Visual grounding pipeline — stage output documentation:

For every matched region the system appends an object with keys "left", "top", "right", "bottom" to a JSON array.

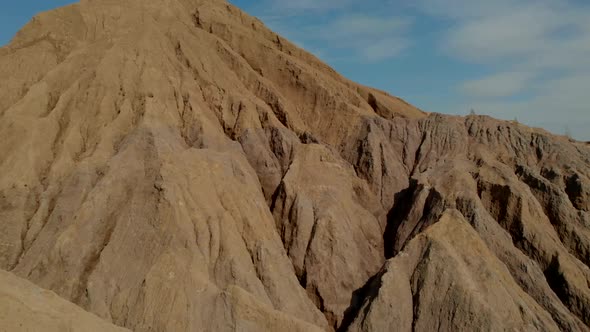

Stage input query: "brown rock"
[
  {"left": 347, "top": 210, "right": 562, "bottom": 332},
  {"left": 271, "top": 144, "right": 383, "bottom": 328},
  {"left": 0, "top": 269, "right": 129, "bottom": 332},
  {"left": 1, "top": 0, "right": 590, "bottom": 331}
]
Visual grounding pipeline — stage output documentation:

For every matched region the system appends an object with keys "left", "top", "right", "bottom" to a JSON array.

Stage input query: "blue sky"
[
  {"left": 0, "top": 0, "right": 76, "bottom": 42},
  {"left": 2, "top": 0, "right": 589, "bottom": 140}
]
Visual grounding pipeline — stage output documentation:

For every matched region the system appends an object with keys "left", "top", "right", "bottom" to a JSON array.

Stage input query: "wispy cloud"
[
  {"left": 360, "top": 38, "right": 409, "bottom": 62},
  {"left": 264, "top": 0, "right": 354, "bottom": 12},
  {"left": 439, "top": 3, "right": 590, "bottom": 66},
  {"left": 413, "top": 0, "right": 590, "bottom": 139},
  {"left": 239, "top": 0, "right": 590, "bottom": 140},
  {"left": 251, "top": 1, "right": 412, "bottom": 62},
  {"left": 460, "top": 71, "right": 534, "bottom": 98},
  {"left": 459, "top": 73, "right": 590, "bottom": 136},
  {"left": 309, "top": 15, "right": 412, "bottom": 62}
]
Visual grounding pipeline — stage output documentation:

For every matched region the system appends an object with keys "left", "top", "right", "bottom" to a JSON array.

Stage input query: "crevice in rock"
[
  {"left": 410, "top": 133, "right": 427, "bottom": 176},
  {"left": 265, "top": 126, "right": 296, "bottom": 171},
  {"left": 542, "top": 256, "right": 590, "bottom": 326},
  {"left": 192, "top": 10, "right": 202, "bottom": 29},
  {"left": 43, "top": 91, "right": 61, "bottom": 117},
  {"left": 308, "top": 285, "right": 337, "bottom": 330},
  {"left": 565, "top": 173, "right": 587, "bottom": 211},
  {"left": 338, "top": 269, "right": 385, "bottom": 332},
  {"left": 409, "top": 244, "right": 431, "bottom": 332},
  {"left": 298, "top": 131, "right": 319, "bottom": 145},
  {"left": 75, "top": 214, "right": 117, "bottom": 305},
  {"left": 516, "top": 166, "right": 590, "bottom": 268},
  {"left": 226, "top": 101, "right": 244, "bottom": 141},
  {"left": 178, "top": 93, "right": 200, "bottom": 148},
  {"left": 298, "top": 270, "right": 307, "bottom": 289},
  {"left": 16, "top": 192, "right": 59, "bottom": 269},
  {"left": 476, "top": 176, "right": 590, "bottom": 326},
  {"left": 384, "top": 181, "right": 417, "bottom": 259},
  {"left": 130, "top": 93, "right": 146, "bottom": 127},
  {"left": 366, "top": 93, "right": 379, "bottom": 114},
  {"left": 210, "top": 37, "right": 294, "bottom": 132},
  {"left": 544, "top": 255, "right": 569, "bottom": 308}
]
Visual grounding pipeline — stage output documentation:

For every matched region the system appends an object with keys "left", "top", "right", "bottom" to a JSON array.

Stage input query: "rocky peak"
[{"left": 0, "top": 0, "right": 589, "bottom": 331}]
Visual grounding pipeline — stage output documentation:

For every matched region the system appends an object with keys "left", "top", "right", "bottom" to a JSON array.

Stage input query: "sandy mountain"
[
  {"left": 0, "top": 269, "right": 129, "bottom": 332},
  {"left": 0, "top": 0, "right": 589, "bottom": 331}
]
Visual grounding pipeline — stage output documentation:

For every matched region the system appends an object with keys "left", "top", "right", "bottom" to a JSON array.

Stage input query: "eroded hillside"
[{"left": 0, "top": 0, "right": 589, "bottom": 331}]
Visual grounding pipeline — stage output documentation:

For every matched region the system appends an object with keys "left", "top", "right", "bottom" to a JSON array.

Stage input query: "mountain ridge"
[{"left": 1, "top": 0, "right": 590, "bottom": 331}]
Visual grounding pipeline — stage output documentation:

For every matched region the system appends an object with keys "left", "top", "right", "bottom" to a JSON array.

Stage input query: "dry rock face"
[
  {"left": 0, "top": 0, "right": 590, "bottom": 331},
  {"left": 0, "top": 270, "right": 130, "bottom": 332}
]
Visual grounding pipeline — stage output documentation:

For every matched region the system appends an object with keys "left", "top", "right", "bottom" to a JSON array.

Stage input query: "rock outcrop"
[
  {"left": 0, "top": 269, "right": 129, "bottom": 332},
  {"left": 0, "top": 0, "right": 589, "bottom": 331}
]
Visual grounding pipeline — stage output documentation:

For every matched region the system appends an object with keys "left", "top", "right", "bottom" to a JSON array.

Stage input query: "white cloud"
[
  {"left": 459, "top": 73, "right": 590, "bottom": 140},
  {"left": 240, "top": 0, "right": 590, "bottom": 140},
  {"left": 318, "top": 15, "right": 412, "bottom": 40},
  {"left": 264, "top": 0, "right": 354, "bottom": 12},
  {"left": 446, "top": 9, "right": 558, "bottom": 60},
  {"left": 412, "top": 0, "right": 567, "bottom": 19},
  {"left": 413, "top": 0, "right": 590, "bottom": 140},
  {"left": 261, "top": 13, "right": 412, "bottom": 62},
  {"left": 443, "top": 7, "right": 590, "bottom": 65},
  {"left": 412, "top": 0, "right": 590, "bottom": 70},
  {"left": 360, "top": 38, "right": 409, "bottom": 61},
  {"left": 460, "top": 71, "right": 534, "bottom": 98},
  {"left": 312, "top": 15, "right": 412, "bottom": 62}
]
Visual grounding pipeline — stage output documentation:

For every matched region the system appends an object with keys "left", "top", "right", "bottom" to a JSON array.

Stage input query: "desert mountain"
[
  {"left": 1, "top": 0, "right": 589, "bottom": 331},
  {"left": 0, "top": 269, "right": 130, "bottom": 332}
]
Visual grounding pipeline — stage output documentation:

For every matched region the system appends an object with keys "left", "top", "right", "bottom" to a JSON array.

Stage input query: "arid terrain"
[{"left": 1, "top": 0, "right": 590, "bottom": 331}]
